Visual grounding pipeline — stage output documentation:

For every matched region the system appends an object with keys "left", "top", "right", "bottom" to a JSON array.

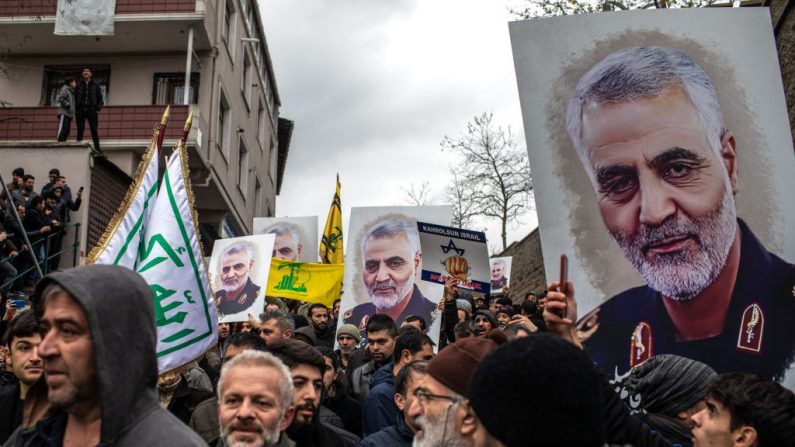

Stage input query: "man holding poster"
[
  {"left": 565, "top": 46, "right": 795, "bottom": 380},
  {"left": 343, "top": 219, "right": 436, "bottom": 332}
]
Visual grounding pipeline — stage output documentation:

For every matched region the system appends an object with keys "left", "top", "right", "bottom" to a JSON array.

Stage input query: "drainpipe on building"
[{"left": 183, "top": 26, "right": 195, "bottom": 106}]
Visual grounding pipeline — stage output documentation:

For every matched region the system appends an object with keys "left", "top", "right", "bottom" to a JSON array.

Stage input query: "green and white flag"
[
  {"left": 86, "top": 117, "right": 163, "bottom": 267},
  {"left": 137, "top": 144, "right": 217, "bottom": 373}
]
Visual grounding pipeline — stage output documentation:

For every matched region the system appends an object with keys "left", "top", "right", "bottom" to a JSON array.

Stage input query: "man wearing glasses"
[{"left": 407, "top": 337, "right": 500, "bottom": 447}]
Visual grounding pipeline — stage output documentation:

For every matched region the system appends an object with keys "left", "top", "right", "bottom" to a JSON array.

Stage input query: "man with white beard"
[
  {"left": 216, "top": 243, "right": 261, "bottom": 317},
  {"left": 406, "top": 337, "right": 501, "bottom": 447},
  {"left": 566, "top": 46, "right": 795, "bottom": 380},
  {"left": 216, "top": 350, "right": 295, "bottom": 447},
  {"left": 343, "top": 219, "right": 437, "bottom": 337}
]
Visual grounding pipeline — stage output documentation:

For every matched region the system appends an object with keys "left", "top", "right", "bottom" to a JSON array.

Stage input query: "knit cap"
[
  {"left": 336, "top": 323, "right": 362, "bottom": 343},
  {"left": 426, "top": 337, "right": 497, "bottom": 397}
]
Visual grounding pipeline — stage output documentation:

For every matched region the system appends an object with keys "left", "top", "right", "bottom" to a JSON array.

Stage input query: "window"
[
  {"left": 218, "top": 91, "right": 231, "bottom": 160},
  {"left": 257, "top": 99, "right": 267, "bottom": 150},
  {"left": 242, "top": 51, "right": 252, "bottom": 107},
  {"left": 152, "top": 73, "right": 199, "bottom": 105},
  {"left": 254, "top": 177, "right": 262, "bottom": 216},
  {"left": 222, "top": 0, "right": 236, "bottom": 60},
  {"left": 238, "top": 135, "right": 249, "bottom": 197},
  {"left": 41, "top": 64, "right": 110, "bottom": 106}
]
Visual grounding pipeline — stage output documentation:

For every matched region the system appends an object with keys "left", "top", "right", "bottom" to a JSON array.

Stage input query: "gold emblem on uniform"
[
  {"left": 358, "top": 314, "right": 370, "bottom": 333},
  {"left": 237, "top": 293, "right": 248, "bottom": 305},
  {"left": 629, "top": 322, "right": 652, "bottom": 367},
  {"left": 737, "top": 303, "right": 764, "bottom": 353}
]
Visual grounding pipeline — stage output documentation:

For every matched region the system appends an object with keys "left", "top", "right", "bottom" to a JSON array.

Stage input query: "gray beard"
[
  {"left": 369, "top": 278, "right": 415, "bottom": 310},
  {"left": 412, "top": 405, "right": 472, "bottom": 447},
  {"left": 609, "top": 189, "right": 737, "bottom": 301}
]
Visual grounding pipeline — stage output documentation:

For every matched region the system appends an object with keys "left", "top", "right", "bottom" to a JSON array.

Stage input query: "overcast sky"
[{"left": 260, "top": 0, "right": 538, "bottom": 254}]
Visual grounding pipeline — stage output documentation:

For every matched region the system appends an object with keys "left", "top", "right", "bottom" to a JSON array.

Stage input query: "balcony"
[
  {"left": 0, "top": 105, "right": 190, "bottom": 142},
  {"left": 0, "top": 0, "right": 197, "bottom": 17},
  {"left": 0, "top": 0, "right": 210, "bottom": 55}
]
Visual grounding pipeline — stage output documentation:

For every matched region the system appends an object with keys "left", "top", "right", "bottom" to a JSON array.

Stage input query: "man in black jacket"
[
  {"left": 0, "top": 311, "right": 43, "bottom": 444},
  {"left": 267, "top": 339, "right": 359, "bottom": 446},
  {"left": 5, "top": 264, "right": 206, "bottom": 446},
  {"left": 75, "top": 66, "right": 103, "bottom": 152}
]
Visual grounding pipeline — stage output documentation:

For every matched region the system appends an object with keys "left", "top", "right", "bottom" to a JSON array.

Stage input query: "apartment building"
[{"left": 0, "top": 0, "right": 292, "bottom": 263}]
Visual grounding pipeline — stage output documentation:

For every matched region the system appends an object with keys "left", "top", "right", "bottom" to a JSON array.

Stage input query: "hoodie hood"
[
  {"left": 370, "top": 362, "right": 395, "bottom": 389},
  {"left": 34, "top": 264, "right": 159, "bottom": 444}
]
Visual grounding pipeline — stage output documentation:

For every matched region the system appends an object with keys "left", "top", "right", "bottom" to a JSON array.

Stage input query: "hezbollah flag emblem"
[{"left": 266, "top": 258, "right": 343, "bottom": 307}]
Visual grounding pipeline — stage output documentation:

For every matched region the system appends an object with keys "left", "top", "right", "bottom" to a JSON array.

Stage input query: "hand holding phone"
[{"left": 556, "top": 254, "right": 568, "bottom": 318}]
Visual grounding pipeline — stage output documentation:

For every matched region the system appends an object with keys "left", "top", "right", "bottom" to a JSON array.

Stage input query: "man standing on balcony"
[
  {"left": 75, "top": 67, "right": 103, "bottom": 152},
  {"left": 56, "top": 79, "right": 76, "bottom": 142}
]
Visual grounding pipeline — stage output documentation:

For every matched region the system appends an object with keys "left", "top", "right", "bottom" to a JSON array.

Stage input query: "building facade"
[{"left": 0, "top": 0, "right": 292, "bottom": 264}]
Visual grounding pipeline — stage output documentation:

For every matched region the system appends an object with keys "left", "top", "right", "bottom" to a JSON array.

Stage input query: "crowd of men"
[
  {"left": 0, "top": 262, "right": 793, "bottom": 447},
  {"left": 1, "top": 167, "right": 82, "bottom": 295}
]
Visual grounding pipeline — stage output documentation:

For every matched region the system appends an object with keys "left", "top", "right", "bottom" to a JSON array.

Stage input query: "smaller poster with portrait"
[
  {"left": 489, "top": 257, "right": 513, "bottom": 295},
  {"left": 417, "top": 222, "right": 490, "bottom": 293},
  {"left": 209, "top": 234, "right": 275, "bottom": 323},
  {"left": 253, "top": 216, "right": 319, "bottom": 262}
]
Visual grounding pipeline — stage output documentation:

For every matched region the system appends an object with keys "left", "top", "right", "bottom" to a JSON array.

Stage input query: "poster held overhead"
[
  {"left": 253, "top": 216, "right": 319, "bottom": 262},
  {"left": 339, "top": 206, "right": 452, "bottom": 344},
  {"left": 417, "top": 222, "right": 490, "bottom": 294},
  {"left": 489, "top": 257, "right": 512, "bottom": 295},
  {"left": 209, "top": 234, "right": 275, "bottom": 323},
  {"left": 509, "top": 8, "right": 795, "bottom": 387}
]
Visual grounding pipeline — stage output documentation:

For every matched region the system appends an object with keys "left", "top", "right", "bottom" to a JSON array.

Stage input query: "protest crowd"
[{"left": 0, "top": 254, "right": 793, "bottom": 446}]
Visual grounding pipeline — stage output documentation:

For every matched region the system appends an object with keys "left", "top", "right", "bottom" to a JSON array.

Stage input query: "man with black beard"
[
  {"left": 566, "top": 46, "right": 795, "bottom": 380},
  {"left": 266, "top": 339, "right": 358, "bottom": 447},
  {"left": 308, "top": 303, "right": 335, "bottom": 351}
]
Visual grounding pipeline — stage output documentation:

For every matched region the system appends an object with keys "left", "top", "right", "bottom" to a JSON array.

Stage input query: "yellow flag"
[
  {"left": 266, "top": 258, "right": 344, "bottom": 307},
  {"left": 319, "top": 175, "right": 344, "bottom": 264}
]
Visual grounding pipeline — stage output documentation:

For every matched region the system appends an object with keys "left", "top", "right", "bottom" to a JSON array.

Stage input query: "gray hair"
[
  {"left": 223, "top": 242, "right": 254, "bottom": 260},
  {"left": 217, "top": 349, "right": 294, "bottom": 417},
  {"left": 566, "top": 46, "right": 727, "bottom": 184},
  {"left": 259, "top": 311, "right": 295, "bottom": 333},
  {"left": 266, "top": 223, "right": 300, "bottom": 245},
  {"left": 360, "top": 219, "right": 421, "bottom": 259},
  {"left": 491, "top": 259, "right": 505, "bottom": 269}
]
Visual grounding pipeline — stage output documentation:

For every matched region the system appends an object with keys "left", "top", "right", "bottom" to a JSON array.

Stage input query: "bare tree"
[
  {"left": 442, "top": 112, "right": 532, "bottom": 250},
  {"left": 401, "top": 181, "right": 434, "bottom": 206},
  {"left": 511, "top": 0, "right": 720, "bottom": 19},
  {"left": 446, "top": 172, "right": 478, "bottom": 228}
]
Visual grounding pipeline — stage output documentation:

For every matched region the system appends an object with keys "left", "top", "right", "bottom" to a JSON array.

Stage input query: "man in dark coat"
[
  {"left": 5, "top": 264, "right": 206, "bottom": 446},
  {"left": 75, "top": 66, "right": 103, "bottom": 151},
  {"left": 0, "top": 311, "right": 42, "bottom": 444},
  {"left": 343, "top": 219, "right": 438, "bottom": 338},
  {"left": 358, "top": 361, "right": 428, "bottom": 447}
]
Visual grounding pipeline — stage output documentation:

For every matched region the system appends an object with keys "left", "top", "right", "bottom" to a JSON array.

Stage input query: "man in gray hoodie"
[
  {"left": 56, "top": 78, "right": 76, "bottom": 142},
  {"left": 5, "top": 264, "right": 206, "bottom": 446}
]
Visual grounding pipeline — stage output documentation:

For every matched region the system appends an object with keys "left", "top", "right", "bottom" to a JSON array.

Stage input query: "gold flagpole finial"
[
  {"left": 160, "top": 105, "right": 171, "bottom": 125},
  {"left": 182, "top": 112, "right": 193, "bottom": 144}
]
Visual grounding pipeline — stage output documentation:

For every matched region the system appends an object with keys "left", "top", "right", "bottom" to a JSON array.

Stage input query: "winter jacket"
[
  {"left": 0, "top": 381, "right": 22, "bottom": 444},
  {"left": 22, "top": 207, "right": 52, "bottom": 245},
  {"left": 357, "top": 413, "right": 413, "bottom": 447},
  {"left": 56, "top": 85, "right": 75, "bottom": 118},
  {"left": 285, "top": 412, "right": 359, "bottom": 447},
  {"left": 4, "top": 265, "right": 207, "bottom": 446},
  {"left": 361, "top": 363, "right": 398, "bottom": 436},
  {"left": 75, "top": 79, "right": 103, "bottom": 113},
  {"left": 324, "top": 379, "right": 363, "bottom": 437}
]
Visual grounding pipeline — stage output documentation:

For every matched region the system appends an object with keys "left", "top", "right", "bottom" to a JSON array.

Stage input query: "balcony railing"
[
  {"left": 0, "top": 105, "right": 190, "bottom": 142},
  {"left": 0, "top": 0, "right": 196, "bottom": 17}
]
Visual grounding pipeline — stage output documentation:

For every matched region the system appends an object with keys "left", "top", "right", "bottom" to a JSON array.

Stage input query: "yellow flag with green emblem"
[
  {"left": 319, "top": 175, "right": 344, "bottom": 264},
  {"left": 266, "top": 258, "right": 344, "bottom": 307}
]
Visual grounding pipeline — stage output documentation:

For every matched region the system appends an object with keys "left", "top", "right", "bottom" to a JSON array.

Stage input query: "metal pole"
[
  {"left": 0, "top": 173, "right": 44, "bottom": 278},
  {"left": 183, "top": 26, "right": 194, "bottom": 105}
]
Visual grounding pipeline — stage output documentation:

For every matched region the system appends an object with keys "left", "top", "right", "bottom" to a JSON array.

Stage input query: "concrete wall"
[{"left": 1, "top": 143, "right": 93, "bottom": 268}]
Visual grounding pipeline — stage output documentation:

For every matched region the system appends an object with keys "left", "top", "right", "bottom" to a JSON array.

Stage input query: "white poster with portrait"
[
  {"left": 510, "top": 8, "right": 795, "bottom": 388},
  {"left": 489, "top": 257, "right": 513, "bottom": 295},
  {"left": 339, "top": 206, "right": 452, "bottom": 345},
  {"left": 209, "top": 234, "right": 275, "bottom": 323},
  {"left": 253, "top": 216, "right": 319, "bottom": 262}
]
